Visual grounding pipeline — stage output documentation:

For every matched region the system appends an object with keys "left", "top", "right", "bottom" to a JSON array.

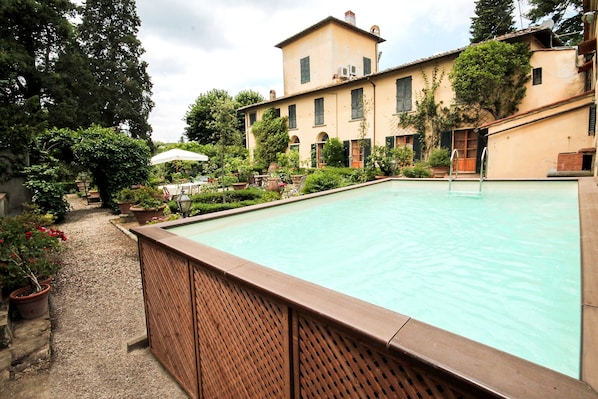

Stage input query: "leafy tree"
[
  {"left": 72, "top": 126, "right": 151, "bottom": 208},
  {"left": 0, "top": 0, "right": 76, "bottom": 178},
  {"left": 399, "top": 67, "right": 459, "bottom": 160},
  {"left": 321, "top": 138, "right": 345, "bottom": 167},
  {"left": 251, "top": 108, "right": 289, "bottom": 167},
  {"left": 186, "top": 89, "right": 265, "bottom": 145},
  {"left": 527, "top": 0, "right": 582, "bottom": 46},
  {"left": 470, "top": 0, "right": 516, "bottom": 43},
  {"left": 78, "top": 0, "right": 154, "bottom": 140},
  {"left": 449, "top": 41, "right": 532, "bottom": 121},
  {"left": 185, "top": 89, "right": 233, "bottom": 144},
  {"left": 235, "top": 89, "right": 265, "bottom": 138}
]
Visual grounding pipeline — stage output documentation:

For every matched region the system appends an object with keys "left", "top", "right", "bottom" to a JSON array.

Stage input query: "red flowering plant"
[{"left": 0, "top": 211, "right": 66, "bottom": 294}]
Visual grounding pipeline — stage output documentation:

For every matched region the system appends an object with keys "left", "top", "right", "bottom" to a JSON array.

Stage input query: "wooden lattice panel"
[
  {"left": 193, "top": 265, "right": 291, "bottom": 398},
  {"left": 139, "top": 241, "right": 198, "bottom": 398},
  {"left": 296, "top": 315, "right": 474, "bottom": 399}
]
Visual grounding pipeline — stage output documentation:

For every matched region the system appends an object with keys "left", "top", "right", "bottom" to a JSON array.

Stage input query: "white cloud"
[{"left": 136, "top": 0, "right": 528, "bottom": 142}]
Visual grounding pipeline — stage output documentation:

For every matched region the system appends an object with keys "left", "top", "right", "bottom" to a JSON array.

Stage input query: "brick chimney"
[
  {"left": 269, "top": 89, "right": 276, "bottom": 100},
  {"left": 345, "top": 10, "right": 356, "bottom": 26}
]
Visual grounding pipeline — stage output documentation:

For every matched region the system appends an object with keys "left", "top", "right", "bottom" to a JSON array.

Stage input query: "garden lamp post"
[{"left": 177, "top": 190, "right": 191, "bottom": 218}]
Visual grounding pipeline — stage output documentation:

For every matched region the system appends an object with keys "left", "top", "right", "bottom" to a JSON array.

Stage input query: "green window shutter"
[
  {"left": 363, "top": 138, "right": 371, "bottom": 163},
  {"left": 440, "top": 131, "right": 452, "bottom": 150},
  {"left": 300, "top": 57, "right": 310, "bottom": 84},
  {"left": 351, "top": 88, "right": 363, "bottom": 119},
  {"left": 412, "top": 134, "right": 422, "bottom": 162},
  {"left": 311, "top": 143, "right": 317, "bottom": 168},
  {"left": 385, "top": 136, "right": 394, "bottom": 148},
  {"left": 363, "top": 57, "right": 371, "bottom": 75},
  {"left": 343, "top": 140, "right": 350, "bottom": 167},
  {"left": 396, "top": 76, "right": 412, "bottom": 112}
]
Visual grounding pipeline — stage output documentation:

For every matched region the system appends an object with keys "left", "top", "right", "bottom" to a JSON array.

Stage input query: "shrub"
[
  {"left": 23, "top": 164, "right": 70, "bottom": 222},
  {"left": 302, "top": 171, "right": 344, "bottom": 194},
  {"left": 403, "top": 163, "right": 432, "bottom": 178},
  {"left": 321, "top": 138, "right": 345, "bottom": 167},
  {"left": 0, "top": 211, "right": 66, "bottom": 291},
  {"left": 428, "top": 147, "right": 451, "bottom": 167}
]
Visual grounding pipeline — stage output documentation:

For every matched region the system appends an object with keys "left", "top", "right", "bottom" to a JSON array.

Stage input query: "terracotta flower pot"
[
  {"left": 129, "top": 205, "right": 167, "bottom": 225},
  {"left": 231, "top": 182, "right": 248, "bottom": 191},
  {"left": 9, "top": 284, "right": 51, "bottom": 320},
  {"left": 117, "top": 201, "right": 134, "bottom": 215}
]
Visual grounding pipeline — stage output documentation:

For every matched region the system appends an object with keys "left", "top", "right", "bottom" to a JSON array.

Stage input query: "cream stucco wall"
[
  {"left": 280, "top": 22, "right": 379, "bottom": 96},
  {"left": 486, "top": 93, "right": 595, "bottom": 178},
  {"left": 521, "top": 48, "right": 585, "bottom": 112}
]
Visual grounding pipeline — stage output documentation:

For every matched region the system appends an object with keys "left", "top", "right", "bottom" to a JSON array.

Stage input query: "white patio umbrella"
[{"left": 150, "top": 148, "right": 208, "bottom": 165}]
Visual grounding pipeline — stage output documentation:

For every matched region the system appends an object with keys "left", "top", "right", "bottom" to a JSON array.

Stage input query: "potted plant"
[
  {"left": 113, "top": 187, "right": 137, "bottom": 214},
  {"left": 0, "top": 211, "right": 66, "bottom": 319},
  {"left": 128, "top": 186, "right": 167, "bottom": 225},
  {"left": 428, "top": 147, "right": 451, "bottom": 178}
]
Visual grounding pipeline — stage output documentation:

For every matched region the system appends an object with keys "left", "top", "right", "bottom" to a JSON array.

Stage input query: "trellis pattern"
[{"left": 193, "top": 264, "right": 291, "bottom": 399}]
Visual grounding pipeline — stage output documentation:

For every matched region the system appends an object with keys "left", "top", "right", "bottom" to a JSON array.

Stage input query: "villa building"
[{"left": 240, "top": 10, "right": 596, "bottom": 179}]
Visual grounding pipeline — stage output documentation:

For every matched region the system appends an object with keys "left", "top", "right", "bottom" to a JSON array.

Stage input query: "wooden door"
[
  {"left": 453, "top": 129, "right": 478, "bottom": 172},
  {"left": 351, "top": 141, "right": 363, "bottom": 168}
]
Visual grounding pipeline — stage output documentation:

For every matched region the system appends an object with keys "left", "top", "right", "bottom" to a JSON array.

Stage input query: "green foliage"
[
  {"left": 527, "top": 0, "right": 582, "bottom": 46},
  {"left": 169, "top": 188, "right": 277, "bottom": 216},
  {"left": 78, "top": 0, "right": 154, "bottom": 140},
  {"left": 72, "top": 126, "right": 151, "bottom": 208},
  {"left": 367, "top": 146, "right": 414, "bottom": 176},
  {"left": 185, "top": 89, "right": 265, "bottom": 145},
  {"left": 403, "top": 163, "right": 433, "bottom": 178},
  {"left": 185, "top": 89, "right": 234, "bottom": 144},
  {"left": 450, "top": 41, "right": 532, "bottom": 120},
  {"left": 130, "top": 186, "right": 164, "bottom": 209},
  {"left": 23, "top": 165, "right": 70, "bottom": 222},
  {"left": 321, "top": 138, "right": 345, "bottom": 167},
  {"left": 301, "top": 171, "right": 345, "bottom": 194},
  {"left": 469, "top": 0, "right": 515, "bottom": 43},
  {"left": 252, "top": 108, "right": 290, "bottom": 166},
  {"left": 113, "top": 187, "right": 137, "bottom": 203},
  {"left": 0, "top": 210, "right": 66, "bottom": 291},
  {"left": 427, "top": 147, "right": 451, "bottom": 167},
  {"left": 399, "top": 67, "right": 459, "bottom": 159}
]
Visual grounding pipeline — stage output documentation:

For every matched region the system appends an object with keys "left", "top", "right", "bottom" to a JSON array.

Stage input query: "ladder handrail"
[
  {"left": 479, "top": 147, "right": 488, "bottom": 193},
  {"left": 448, "top": 149, "right": 459, "bottom": 192}
]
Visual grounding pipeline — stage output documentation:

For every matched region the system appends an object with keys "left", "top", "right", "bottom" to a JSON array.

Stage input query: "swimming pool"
[{"left": 170, "top": 180, "right": 581, "bottom": 378}]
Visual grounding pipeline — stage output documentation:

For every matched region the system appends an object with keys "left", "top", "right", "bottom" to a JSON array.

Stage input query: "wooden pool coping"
[{"left": 133, "top": 177, "right": 598, "bottom": 398}]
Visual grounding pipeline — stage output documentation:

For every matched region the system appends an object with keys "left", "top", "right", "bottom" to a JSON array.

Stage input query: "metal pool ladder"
[{"left": 448, "top": 147, "right": 487, "bottom": 195}]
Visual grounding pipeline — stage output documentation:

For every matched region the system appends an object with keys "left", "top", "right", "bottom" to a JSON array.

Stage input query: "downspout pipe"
[{"left": 367, "top": 76, "right": 376, "bottom": 145}]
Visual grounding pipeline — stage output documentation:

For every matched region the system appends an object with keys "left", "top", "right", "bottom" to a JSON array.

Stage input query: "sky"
[{"left": 136, "top": 0, "right": 534, "bottom": 143}]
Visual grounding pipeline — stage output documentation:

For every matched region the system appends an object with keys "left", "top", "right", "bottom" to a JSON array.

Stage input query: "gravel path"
[{"left": 1, "top": 195, "right": 188, "bottom": 398}]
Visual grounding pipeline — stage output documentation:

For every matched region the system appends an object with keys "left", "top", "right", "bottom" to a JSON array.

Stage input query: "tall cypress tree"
[
  {"left": 470, "top": 0, "right": 516, "bottom": 43},
  {"left": 78, "top": 0, "right": 154, "bottom": 140}
]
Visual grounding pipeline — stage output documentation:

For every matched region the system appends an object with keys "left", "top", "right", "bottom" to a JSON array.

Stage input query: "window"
[
  {"left": 300, "top": 56, "right": 310, "bottom": 84},
  {"left": 363, "top": 57, "right": 372, "bottom": 75},
  {"left": 395, "top": 135, "right": 413, "bottom": 149},
  {"left": 274, "top": 108, "right": 281, "bottom": 118},
  {"left": 533, "top": 68, "right": 542, "bottom": 85},
  {"left": 288, "top": 104, "right": 297, "bottom": 129},
  {"left": 249, "top": 112, "right": 256, "bottom": 126},
  {"left": 314, "top": 98, "right": 324, "bottom": 125},
  {"left": 351, "top": 88, "right": 363, "bottom": 120},
  {"left": 396, "top": 76, "right": 412, "bottom": 112},
  {"left": 290, "top": 136, "right": 300, "bottom": 152}
]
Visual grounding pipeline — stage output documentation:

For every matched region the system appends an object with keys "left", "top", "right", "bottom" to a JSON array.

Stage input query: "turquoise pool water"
[{"left": 170, "top": 180, "right": 581, "bottom": 377}]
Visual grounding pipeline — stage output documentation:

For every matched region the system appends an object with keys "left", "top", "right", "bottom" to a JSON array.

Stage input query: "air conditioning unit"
[
  {"left": 338, "top": 66, "right": 349, "bottom": 78},
  {"left": 348, "top": 64, "right": 357, "bottom": 76}
]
